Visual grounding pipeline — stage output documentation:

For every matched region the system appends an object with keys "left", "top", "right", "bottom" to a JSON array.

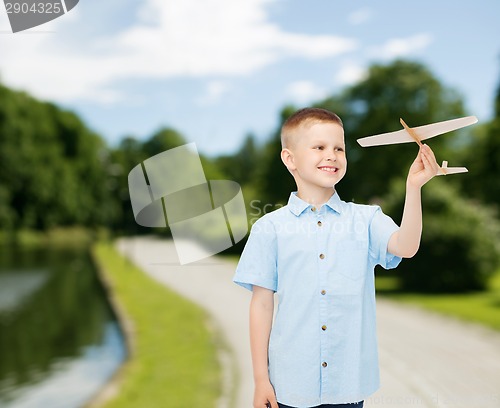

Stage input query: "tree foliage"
[
  {"left": 383, "top": 179, "right": 500, "bottom": 292},
  {"left": 0, "top": 85, "right": 116, "bottom": 231},
  {"left": 215, "top": 133, "right": 260, "bottom": 186},
  {"left": 463, "top": 73, "right": 500, "bottom": 210},
  {"left": 253, "top": 105, "right": 298, "bottom": 207}
]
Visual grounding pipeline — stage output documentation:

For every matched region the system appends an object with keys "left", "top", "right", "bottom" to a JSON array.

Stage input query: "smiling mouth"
[{"left": 318, "top": 166, "right": 338, "bottom": 173}]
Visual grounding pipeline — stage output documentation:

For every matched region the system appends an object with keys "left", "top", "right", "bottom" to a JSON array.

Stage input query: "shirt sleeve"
[
  {"left": 233, "top": 217, "right": 278, "bottom": 292},
  {"left": 368, "top": 206, "right": 402, "bottom": 270}
]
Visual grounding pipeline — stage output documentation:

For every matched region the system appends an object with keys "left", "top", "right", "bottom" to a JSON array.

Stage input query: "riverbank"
[
  {"left": 0, "top": 227, "right": 98, "bottom": 248},
  {"left": 87, "top": 241, "right": 222, "bottom": 408}
]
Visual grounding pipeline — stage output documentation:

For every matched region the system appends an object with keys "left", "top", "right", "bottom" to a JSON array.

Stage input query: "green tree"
[
  {"left": 383, "top": 179, "right": 500, "bottom": 292},
  {"left": 141, "top": 127, "right": 186, "bottom": 157},
  {"left": 215, "top": 133, "right": 260, "bottom": 186},
  {"left": 254, "top": 105, "right": 297, "bottom": 207},
  {"left": 109, "top": 126, "right": 228, "bottom": 234},
  {"left": 463, "top": 71, "right": 500, "bottom": 211},
  {"left": 0, "top": 84, "right": 115, "bottom": 231},
  {"left": 108, "top": 136, "right": 148, "bottom": 233}
]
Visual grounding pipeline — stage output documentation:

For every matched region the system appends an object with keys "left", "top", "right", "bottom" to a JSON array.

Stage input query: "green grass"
[
  {"left": 375, "top": 270, "right": 500, "bottom": 331},
  {"left": 91, "top": 242, "right": 222, "bottom": 408}
]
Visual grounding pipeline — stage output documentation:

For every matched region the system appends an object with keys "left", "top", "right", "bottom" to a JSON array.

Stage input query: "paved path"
[{"left": 116, "top": 237, "right": 500, "bottom": 408}]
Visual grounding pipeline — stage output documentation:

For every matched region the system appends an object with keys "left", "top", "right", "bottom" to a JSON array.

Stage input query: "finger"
[
  {"left": 410, "top": 152, "right": 424, "bottom": 171},
  {"left": 422, "top": 144, "right": 438, "bottom": 164},
  {"left": 420, "top": 150, "right": 434, "bottom": 170},
  {"left": 414, "top": 150, "right": 423, "bottom": 163},
  {"left": 421, "top": 148, "right": 439, "bottom": 174},
  {"left": 267, "top": 394, "right": 279, "bottom": 408},
  {"left": 257, "top": 399, "right": 271, "bottom": 408},
  {"left": 422, "top": 143, "right": 436, "bottom": 156},
  {"left": 421, "top": 144, "right": 437, "bottom": 164}
]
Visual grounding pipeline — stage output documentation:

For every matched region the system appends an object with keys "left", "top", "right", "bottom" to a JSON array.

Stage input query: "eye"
[
  {"left": 314, "top": 146, "right": 324, "bottom": 150},
  {"left": 335, "top": 147, "right": 345, "bottom": 152}
]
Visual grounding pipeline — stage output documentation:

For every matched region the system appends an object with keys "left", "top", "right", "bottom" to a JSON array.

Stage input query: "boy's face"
[{"left": 282, "top": 121, "right": 347, "bottom": 191}]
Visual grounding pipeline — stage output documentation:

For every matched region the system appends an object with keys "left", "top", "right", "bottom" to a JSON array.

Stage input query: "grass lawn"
[
  {"left": 91, "top": 242, "right": 222, "bottom": 408},
  {"left": 375, "top": 269, "right": 500, "bottom": 331}
]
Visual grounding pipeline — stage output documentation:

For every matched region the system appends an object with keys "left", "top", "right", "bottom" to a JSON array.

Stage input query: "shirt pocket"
[{"left": 336, "top": 240, "right": 368, "bottom": 281}]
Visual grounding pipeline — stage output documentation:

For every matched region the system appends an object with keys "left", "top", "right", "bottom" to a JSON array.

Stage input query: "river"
[{"left": 0, "top": 245, "right": 126, "bottom": 408}]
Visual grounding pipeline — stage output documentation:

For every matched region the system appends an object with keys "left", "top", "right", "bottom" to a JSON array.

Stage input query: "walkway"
[{"left": 116, "top": 237, "right": 500, "bottom": 408}]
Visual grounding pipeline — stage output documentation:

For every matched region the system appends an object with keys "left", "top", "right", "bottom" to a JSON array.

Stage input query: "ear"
[{"left": 281, "top": 148, "right": 296, "bottom": 171}]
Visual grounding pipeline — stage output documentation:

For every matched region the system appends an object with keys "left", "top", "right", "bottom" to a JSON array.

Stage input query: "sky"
[{"left": 0, "top": 0, "right": 499, "bottom": 157}]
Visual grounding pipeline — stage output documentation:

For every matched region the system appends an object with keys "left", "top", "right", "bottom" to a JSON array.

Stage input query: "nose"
[{"left": 325, "top": 148, "right": 337, "bottom": 162}]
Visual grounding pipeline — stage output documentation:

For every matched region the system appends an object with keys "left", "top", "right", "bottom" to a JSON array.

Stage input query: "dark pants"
[{"left": 278, "top": 401, "right": 364, "bottom": 408}]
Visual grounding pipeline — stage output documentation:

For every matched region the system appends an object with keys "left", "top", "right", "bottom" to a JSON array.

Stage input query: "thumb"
[{"left": 269, "top": 397, "right": 279, "bottom": 408}]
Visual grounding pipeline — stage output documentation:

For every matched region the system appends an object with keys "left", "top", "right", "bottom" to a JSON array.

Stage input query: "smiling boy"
[{"left": 233, "top": 108, "right": 439, "bottom": 408}]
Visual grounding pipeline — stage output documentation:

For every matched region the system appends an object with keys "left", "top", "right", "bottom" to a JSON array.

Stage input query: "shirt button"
[
  {"left": 317, "top": 221, "right": 322, "bottom": 226},
  {"left": 322, "top": 325, "right": 327, "bottom": 331},
  {"left": 319, "top": 253, "right": 325, "bottom": 259},
  {"left": 311, "top": 206, "right": 316, "bottom": 212},
  {"left": 321, "top": 290, "right": 326, "bottom": 295},
  {"left": 322, "top": 362, "right": 328, "bottom": 367}
]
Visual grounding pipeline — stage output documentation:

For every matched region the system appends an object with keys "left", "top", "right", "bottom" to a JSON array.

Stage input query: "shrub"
[{"left": 382, "top": 178, "right": 500, "bottom": 292}]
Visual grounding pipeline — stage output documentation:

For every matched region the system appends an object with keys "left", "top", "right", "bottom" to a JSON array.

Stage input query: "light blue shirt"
[{"left": 233, "top": 192, "right": 402, "bottom": 407}]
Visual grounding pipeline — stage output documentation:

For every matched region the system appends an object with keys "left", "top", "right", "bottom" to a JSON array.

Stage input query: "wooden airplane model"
[{"left": 356, "top": 116, "right": 478, "bottom": 175}]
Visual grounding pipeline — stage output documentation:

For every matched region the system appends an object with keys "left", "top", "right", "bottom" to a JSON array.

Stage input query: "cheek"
[{"left": 341, "top": 157, "right": 347, "bottom": 172}]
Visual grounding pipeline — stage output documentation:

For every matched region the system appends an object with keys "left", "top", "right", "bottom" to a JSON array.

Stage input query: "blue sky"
[{"left": 0, "top": 0, "right": 499, "bottom": 157}]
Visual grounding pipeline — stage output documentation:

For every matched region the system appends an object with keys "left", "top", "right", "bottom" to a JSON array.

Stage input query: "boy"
[{"left": 233, "top": 108, "right": 439, "bottom": 408}]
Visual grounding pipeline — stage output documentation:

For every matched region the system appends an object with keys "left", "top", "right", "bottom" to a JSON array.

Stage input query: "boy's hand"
[
  {"left": 254, "top": 379, "right": 279, "bottom": 408},
  {"left": 406, "top": 144, "right": 440, "bottom": 188}
]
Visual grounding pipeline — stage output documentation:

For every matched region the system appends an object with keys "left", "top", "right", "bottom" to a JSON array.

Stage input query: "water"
[{"left": 0, "top": 246, "right": 126, "bottom": 407}]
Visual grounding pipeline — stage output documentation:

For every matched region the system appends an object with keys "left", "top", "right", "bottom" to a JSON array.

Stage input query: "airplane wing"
[
  {"left": 357, "top": 116, "right": 478, "bottom": 147},
  {"left": 357, "top": 129, "right": 413, "bottom": 147}
]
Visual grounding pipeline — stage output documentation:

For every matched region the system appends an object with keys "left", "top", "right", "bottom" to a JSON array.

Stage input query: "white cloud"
[
  {"left": 370, "top": 33, "right": 433, "bottom": 60},
  {"left": 284, "top": 80, "right": 327, "bottom": 105},
  {"left": 348, "top": 8, "right": 373, "bottom": 25},
  {"left": 196, "top": 80, "right": 231, "bottom": 105},
  {"left": 0, "top": 0, "right": 357, "bottom": 103},
  {"left": 335, "top": 61, "right": 367, "bottom": 86}
]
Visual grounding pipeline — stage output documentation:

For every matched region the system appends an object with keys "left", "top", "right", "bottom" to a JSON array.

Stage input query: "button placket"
[{"left": 316, "top": 206, "right": 330, "bottom": 383}]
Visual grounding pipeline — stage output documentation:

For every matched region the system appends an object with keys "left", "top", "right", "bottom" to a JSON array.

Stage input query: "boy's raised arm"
[
  {"left": 388, "top": 144, "right": 439, "bottom": 258},
  {"left": 250, "top": 285, "right": 279, "bottom": 408}
]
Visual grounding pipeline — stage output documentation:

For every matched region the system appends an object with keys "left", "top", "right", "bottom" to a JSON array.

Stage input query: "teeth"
[{"left": 319, "top": 167, "right": 337, "bottom": 172}]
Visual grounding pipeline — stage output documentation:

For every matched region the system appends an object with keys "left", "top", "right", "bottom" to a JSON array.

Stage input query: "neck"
[{"left": 296, "top": 185, "right": 335, "bottom": 207}]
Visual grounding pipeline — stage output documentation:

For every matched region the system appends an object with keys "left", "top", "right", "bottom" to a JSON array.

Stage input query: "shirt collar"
[{"left": 287, "top": 191, "right": 343, "bottom": 216}]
